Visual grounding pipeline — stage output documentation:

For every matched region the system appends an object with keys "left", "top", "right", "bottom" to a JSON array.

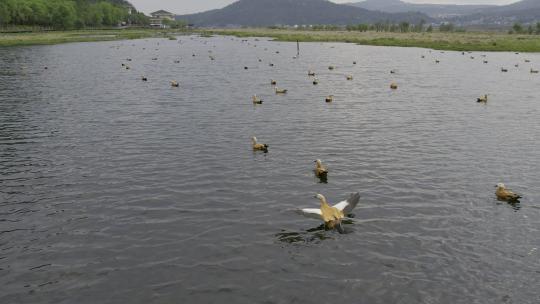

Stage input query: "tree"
[
  {"left": 439, "top": 23, "right": 455, "bottom": 32},
  {"left": 0, "top": 2, "right": 12, "bottom": 25},
  {"left": 399, "top": 22, "right": 410, "bottom": 33},
  {"left": 512, "top": 23, "right": 523, "bottom": 34},
  {"left": 0, "top": 0, "right": 133, "bottom": 29},
  {"left": 426, "top": 25, "right": 433, "bottom": 32},
  {"left": 50, "top": 1, "right": 77, "bottom": 29},
  {"left": 28, "top": 0, "right": 49, "bottom": 25},
  {"left": 413, "top": 19, "right": 425, "bottom": 33}
]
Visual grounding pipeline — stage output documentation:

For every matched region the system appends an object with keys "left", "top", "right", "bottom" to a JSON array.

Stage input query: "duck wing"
[
  {"left": 333, "top": 192, "right": 360, "bottom": 215},
  {"left": 507, "top": 189, "right": 522, "bottom": 200},
  {"left": 296, "top": 208, "right": 322, "bottom": 220}
]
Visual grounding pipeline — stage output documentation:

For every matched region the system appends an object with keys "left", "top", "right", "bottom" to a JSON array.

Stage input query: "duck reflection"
[{"left": 275, "top": 219, "right": 355, "bottom": 244}]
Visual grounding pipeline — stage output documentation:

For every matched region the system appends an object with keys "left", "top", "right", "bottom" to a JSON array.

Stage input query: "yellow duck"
[
  {"left": 297, "top": 193, "right": 360, "bottom": 234},
  {"left": 317, "top": 194, "right": 343, "bottom": 230},
  {"left": 314, "top": 159, "right": 328, "bottom": 178},
  {"left": 477, "top": 94, "right": 488, "bottom": 103},
  {"left": 495, "top": 183, "right": 521, "bottom": 202},
  {"left": 252, "top": 95, "right": 263, "bottom": 104},
  {"left": 252, "top": 137, "right": 268, "bottom": 152}
]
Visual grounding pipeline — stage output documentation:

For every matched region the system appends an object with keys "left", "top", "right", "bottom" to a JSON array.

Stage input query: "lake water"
[{"left": 1, "top": 35, "right": 539, "bottom": 304}]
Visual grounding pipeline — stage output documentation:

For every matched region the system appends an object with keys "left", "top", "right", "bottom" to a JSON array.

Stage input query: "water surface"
[{"left": 1, "top": 36, "right": 539, "bottom": 304}]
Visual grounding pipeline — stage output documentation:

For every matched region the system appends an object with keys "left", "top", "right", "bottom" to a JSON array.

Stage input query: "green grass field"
[
  {"left": 201, "top": 28, "right": 540, "bottom": 53},
  {"left": 0, "top": 29, "right": 187, "bottom": 47}
]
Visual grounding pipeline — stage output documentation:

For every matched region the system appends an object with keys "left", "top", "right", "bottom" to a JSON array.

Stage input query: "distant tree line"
[
  {"left": 313, "top": 21, "right": 465, "bottom": 33},
  {"left": 509, "top": 22, "right": 540, "bottom": 35},
  {"left": 0, "top": 0, "right": 149, "bottom": 29},
  {"left": 345, "top": 20, "right": 428, "bottom": 33}
]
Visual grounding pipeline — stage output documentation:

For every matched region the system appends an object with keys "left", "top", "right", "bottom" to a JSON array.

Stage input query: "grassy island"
[{"left": 200, "top": 28, "right": 540, "bottom": 53}]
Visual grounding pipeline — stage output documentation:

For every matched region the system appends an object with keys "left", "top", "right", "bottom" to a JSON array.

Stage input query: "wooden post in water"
[{"left": 297, "top": 40, "right": 300, "bottom": 58}]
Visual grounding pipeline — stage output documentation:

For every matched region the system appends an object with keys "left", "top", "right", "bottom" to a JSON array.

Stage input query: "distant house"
[{"left": 150, "top": 10, "right": 176, "bottom": 28}]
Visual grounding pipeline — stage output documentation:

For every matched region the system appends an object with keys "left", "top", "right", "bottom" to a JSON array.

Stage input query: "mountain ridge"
[
  {"left": 346, "top": 0, "right": 495, "bottom": 18},
  {"left": 175, "top": 0, "right": 432, "bottom": 27}
]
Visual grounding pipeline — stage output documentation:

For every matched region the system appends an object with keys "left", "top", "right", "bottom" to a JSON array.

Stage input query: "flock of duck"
[{"left": 118, "top": 35, "right": 529, "bottom": 233}]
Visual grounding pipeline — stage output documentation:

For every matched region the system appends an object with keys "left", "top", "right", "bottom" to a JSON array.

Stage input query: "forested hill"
[{"left": 0, "top": 0, "right": 148, "bottom": 29}]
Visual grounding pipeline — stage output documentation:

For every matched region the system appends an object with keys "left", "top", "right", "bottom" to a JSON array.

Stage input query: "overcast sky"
[{"left": 129, "top": 0, "right": 520, "bottom": 15}]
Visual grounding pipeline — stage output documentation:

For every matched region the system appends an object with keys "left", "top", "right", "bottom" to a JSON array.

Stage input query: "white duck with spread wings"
[{"left": 297, "top": 193, "right": 360, "bottom": 233}]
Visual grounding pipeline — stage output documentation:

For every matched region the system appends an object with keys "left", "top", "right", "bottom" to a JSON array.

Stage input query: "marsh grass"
[
  {"left": 0, "top": 29, "right": 187, "bottom": 47},
  {"left": 201, "top": 28, "right": 540, "bottom": 52},
  {"left": 2, "top": 27, "right": 539, "bottom": 52}
]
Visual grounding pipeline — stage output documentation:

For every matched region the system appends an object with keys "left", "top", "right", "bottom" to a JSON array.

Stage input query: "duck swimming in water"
[
  {"left": 495, "top": 183, "right": 521, "bottom": 202},
  {"left": 275, "top": 88, "right": 288, "bottom": 94},
  {"left": 270, "top": 79, "right": 277, "bottom": 85},
  {"left": 314, "top": 159, "right": 328, "bottom": 178},
  {"left": 170, "top": 80, "right": 179, "bottom": 87},
  {"left": 325, "top": 95, "right": 333, "bottom": 103},
  {"left": 297, "top": 193, "right": 360, "bottom": 233},
  {"left": 390, "top": 83, "right": 398, "bottom": 90},
  {"left": 252, "top": 137, "right": 268, "bottom": 152},
  {"left": 252, "top": 95, "right": 263, "bottom": 104},
  {"left": 477, "top": 94, "right": 488, "bottom": 103},
  {"left": 346, "top": 75, "right": 353, "bottom": 80}
]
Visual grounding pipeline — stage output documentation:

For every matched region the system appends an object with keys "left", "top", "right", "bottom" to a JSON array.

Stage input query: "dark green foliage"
[
  {"left": 513, "top": 23, "right": 524, "bottom": 33},
  {"left": 345, "top": 19, "right": 427, "bottom": 33},
  {"left": 439, "top": 23, "right": 455, "bottom": 32},
  {"left": 508, "top": 22, "right": 540, "bottom": 35},
  {"left": 0, "top": 0, "right": 148, "bottom": 29}
]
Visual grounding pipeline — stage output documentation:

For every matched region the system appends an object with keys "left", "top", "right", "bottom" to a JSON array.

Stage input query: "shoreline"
[
  {"left": 200, "top": 28, "right": 540, "bottom": 53},
  {"left": 0, "top": 29, "right": 189, "bottom": 47},
  {"left": 2, "top": 28, "right": 540, "bottom": 52}
]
